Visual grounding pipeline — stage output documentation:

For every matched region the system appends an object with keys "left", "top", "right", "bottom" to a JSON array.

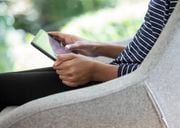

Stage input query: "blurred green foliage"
[
  {"left": 0, "top": 0, "right": 144, "bottom": 72},
  {"left": 71, "top": 18, "right": 142, "bottom": 41},
  {"left": 14, "top": 0, "right": 117, "bottom": 33},
  {"left": 0, "top": 2, "right": 14, "bottom": 72}
]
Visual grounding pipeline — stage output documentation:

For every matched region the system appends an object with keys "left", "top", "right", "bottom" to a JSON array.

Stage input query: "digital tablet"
[{"left": 31, "top": 29, "right": 70, "bottom": 61}]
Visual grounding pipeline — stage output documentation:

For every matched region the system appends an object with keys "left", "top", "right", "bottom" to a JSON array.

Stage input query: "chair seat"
[{"left": 0, "top": 107, "right": 17, "bottom": 117}]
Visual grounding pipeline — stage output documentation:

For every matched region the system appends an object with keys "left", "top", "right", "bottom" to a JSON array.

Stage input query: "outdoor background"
[{"left": 0, "top": 0, "right": 148, "bottom": 73}]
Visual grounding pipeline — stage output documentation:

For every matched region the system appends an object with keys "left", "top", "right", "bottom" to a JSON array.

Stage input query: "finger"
[
  {"left": 65, "top": 43, "right": 79, "bottom": 50},
  {"left": 57, "top": 53, "right": 77, "bottom": 61},
  {"left": 58, "top": 75, "right": 69, "bottom": 81},
  {"left": 62, "top": 80, "right": 78, "bottom": 87},
  {"left": 53, "top": 60, "right": 61, "bottom": 68},
  {"left": 65, "top": 41, "right": 87, "bottom": 51},
  {"left": 54, "top": 63, "right": 65, "bottom": 70},
  {"left": 53, "top": 59, "right": 64, "bottom": 69},
  {"left": 72, "top": 49, "right": 88, "bottom": 55},
  {"left": 56, "top": 69, "right": 71, "bottom": 76},
  {"left": 48, "top": 32, "right": 66, "bottom": 42},
  {"left": 48, "top": 32, "right": 81, "bottom": 45},
  {"left": 56, "top": 70, "right": 62, "bottom": 75},
  {"left": 54, "top": 59, "right": 73, "bottom": 71},
  {"left": 54, "top": 53, "right": 75, "bottom": 69}
]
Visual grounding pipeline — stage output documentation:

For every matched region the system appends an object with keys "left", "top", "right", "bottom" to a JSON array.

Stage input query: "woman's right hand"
[{"left": 48, "top": 32, "right": 99, "bottom": 57}]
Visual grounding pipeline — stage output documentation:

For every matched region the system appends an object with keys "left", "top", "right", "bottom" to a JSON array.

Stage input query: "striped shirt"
[{"left": 111, "top": 0, "right": 178, "bottom": 77}]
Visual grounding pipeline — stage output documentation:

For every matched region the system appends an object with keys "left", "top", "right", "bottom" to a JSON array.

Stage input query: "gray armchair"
[{"left": 1, "top": 1, "right": 180, "bottom": 128}]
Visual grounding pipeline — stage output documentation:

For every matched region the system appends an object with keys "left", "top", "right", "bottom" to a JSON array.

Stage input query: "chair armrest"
[{"left": 0, "top": 70, "right": 162, "bottom": 128}]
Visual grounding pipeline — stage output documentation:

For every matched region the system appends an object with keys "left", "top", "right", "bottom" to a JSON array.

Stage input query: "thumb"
[
  {"left": 48, "top": 32, "right": 66, "bottom": 42},
  {"left": 65, "top": 41, "right": 86, "bottom": 51},
  {"left": 57, "top": 53, "right": 77, "bottom": 61}
]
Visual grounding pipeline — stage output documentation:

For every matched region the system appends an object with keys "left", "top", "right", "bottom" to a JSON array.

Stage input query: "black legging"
[{"left": 0, "top": 67, "right": 101, "bottom": 111}]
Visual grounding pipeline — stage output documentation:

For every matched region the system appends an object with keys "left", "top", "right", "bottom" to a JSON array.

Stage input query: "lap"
[{"left": 0, "top": 67, "right": 101, "bottom": 107}]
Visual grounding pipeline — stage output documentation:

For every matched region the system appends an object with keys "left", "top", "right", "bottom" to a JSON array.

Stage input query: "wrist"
[
  {"left": 94, "top": 42, "right": 125, "bottom": 58},
  {"left": 89, "top": 42, "right": 103, "bottom": 57},
  {"left": 93, "top": 42, "right": 106, "bottom": 57},
  {"left": 91, "top": 61, "right": 118, "bottom": 81}
]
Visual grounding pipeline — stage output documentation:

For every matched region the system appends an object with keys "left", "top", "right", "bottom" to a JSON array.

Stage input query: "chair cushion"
[{"left": 0, "top": 106, "right": 17, "bottom": 117}]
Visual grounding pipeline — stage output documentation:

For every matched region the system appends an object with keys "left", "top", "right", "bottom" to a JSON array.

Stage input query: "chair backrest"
[{"left": 138, "top": 0, "right": 180, "bottom": 127}]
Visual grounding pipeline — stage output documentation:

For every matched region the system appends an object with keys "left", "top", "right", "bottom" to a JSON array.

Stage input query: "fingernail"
[
  {"left": 54, "top": 63, "right": 57, "bottom": 67},
  {"left": 65, "top": 45, "right": 71, "bottom": 49}
]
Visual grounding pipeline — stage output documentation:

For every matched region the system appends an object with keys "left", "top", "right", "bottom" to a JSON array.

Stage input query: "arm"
[
  {"left": 91, "top": 60, "right": 118, "bottom": 81},
  {"left": 94, "top": 42, "right": 125, "bottom": 58},
  {"left": 111, "top": 0, "right": 178, "bottom": 77},
  {"left": 48, "top": 32, "right": 125, "bottom": 59}
]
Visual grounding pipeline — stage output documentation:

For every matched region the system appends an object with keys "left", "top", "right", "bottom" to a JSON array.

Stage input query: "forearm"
[
  {"left": 95, "top": 42, "right": 125, "bottom": 58},
  {"left": 91, "top": 61, "right": 118, "bottom": 81}
]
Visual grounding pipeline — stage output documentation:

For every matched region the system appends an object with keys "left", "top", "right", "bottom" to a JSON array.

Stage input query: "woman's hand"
[
  {"left": 48, "top": 32, "right": 99, "bottom": 57},
  {"left": 53, "top": 53, "right": 118, "bottom": 87},
  {"left": 49, "top": 31, "right": 125, "bottom": 58},
  {"left": 53, "top": 53, "right": 96, "bottom": 87}
]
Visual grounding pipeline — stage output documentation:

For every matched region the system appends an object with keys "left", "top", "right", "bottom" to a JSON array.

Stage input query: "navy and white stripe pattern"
[{"left": 111, "top": 0, "right": 178, "bottom": 77}]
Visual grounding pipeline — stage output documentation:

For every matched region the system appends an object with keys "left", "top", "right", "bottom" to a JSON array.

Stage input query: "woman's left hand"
[{"left": 53, "top": 53, "right": 96, "bottom": 87}]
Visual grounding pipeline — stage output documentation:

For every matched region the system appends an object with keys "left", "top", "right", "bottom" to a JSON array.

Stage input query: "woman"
[{"left": 0, "top": 0, "right": 178, "bottom": 111}]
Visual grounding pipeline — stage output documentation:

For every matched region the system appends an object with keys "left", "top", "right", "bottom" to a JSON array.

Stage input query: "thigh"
[
  {"left": 0, "top": 67, "right": 101, "bottom": 107},
  {"left": 0, "top": 67, "right": 71, "bottom": 106}
]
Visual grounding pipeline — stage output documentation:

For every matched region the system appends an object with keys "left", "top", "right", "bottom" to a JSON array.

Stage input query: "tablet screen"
[{"left": 31, "top": 29, "right": 70, "bottom": 60}]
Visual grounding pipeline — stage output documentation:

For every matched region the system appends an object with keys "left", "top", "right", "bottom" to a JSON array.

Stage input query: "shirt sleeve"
[
  {"left": 111, "top": 0, "right": 177, "bottom": 77},
  {"left": 117, "top": 63, "right": 140, "bottom": 77}
]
